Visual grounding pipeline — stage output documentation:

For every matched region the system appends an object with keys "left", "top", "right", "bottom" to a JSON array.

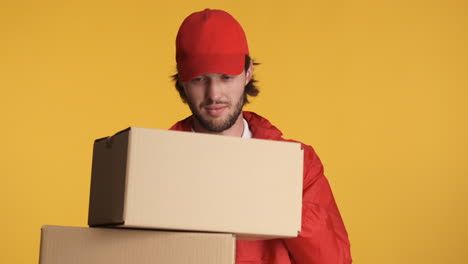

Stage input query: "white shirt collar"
[{"left": 242, "top": 118, "right": 252, "bottom": 138}]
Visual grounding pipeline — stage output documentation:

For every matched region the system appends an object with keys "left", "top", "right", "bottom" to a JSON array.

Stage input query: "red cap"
[{"left": 176, "top": 9, "right": 250, "bottom": 82}]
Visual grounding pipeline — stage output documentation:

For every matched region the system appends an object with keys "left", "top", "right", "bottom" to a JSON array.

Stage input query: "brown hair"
[{"left": 171, "top": 55, "right": 260, "bottom": 104}]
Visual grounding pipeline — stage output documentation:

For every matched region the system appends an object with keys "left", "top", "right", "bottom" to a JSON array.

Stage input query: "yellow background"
[{"left": 1, "top": 0, "right": 467, "bottom": 263}]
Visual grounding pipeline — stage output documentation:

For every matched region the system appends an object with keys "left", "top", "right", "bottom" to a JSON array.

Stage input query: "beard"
[{"left": 187, "top": 94, "right": 245, "bottom": 133}]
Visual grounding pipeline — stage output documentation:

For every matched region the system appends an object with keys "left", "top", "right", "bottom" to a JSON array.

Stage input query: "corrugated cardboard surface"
[
  {"left": 89, "top": 127, "right": 303, "bottom": 238},
  {"left": 39, "top": 226, "right": 235, "bottom": 264}
]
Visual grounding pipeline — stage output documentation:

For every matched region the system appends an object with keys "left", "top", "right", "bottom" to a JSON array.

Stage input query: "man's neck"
[{"left": 192, "top": 113, "right": 245, "bottom": 137}]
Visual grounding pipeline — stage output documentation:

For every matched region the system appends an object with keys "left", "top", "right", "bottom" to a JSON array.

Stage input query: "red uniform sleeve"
[{"left": 284, "top": 145, "right": 352, "bottom": 264}]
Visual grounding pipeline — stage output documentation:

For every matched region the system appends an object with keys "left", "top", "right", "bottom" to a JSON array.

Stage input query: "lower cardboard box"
[{"left": 39, "top": 225, "right": 235, "bottom": 264}]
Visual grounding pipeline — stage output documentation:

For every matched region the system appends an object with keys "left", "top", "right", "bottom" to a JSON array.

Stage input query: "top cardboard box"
[{"left": 88, "top": 127, "right": 303, "bottom": 239}]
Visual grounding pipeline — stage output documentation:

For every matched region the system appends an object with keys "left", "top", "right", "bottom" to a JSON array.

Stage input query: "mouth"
[{"left": 204, "top": 104, "right": 228, "bottom": 117}]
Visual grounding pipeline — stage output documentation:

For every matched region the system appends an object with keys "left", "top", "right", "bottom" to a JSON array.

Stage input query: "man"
[{"left": 170, "top": 9, "right": 351, "bottom": 264}]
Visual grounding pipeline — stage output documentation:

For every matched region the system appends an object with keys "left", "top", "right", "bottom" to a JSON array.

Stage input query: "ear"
[{"left": 245, "top": 60, "right": 254, "bottom": 85}]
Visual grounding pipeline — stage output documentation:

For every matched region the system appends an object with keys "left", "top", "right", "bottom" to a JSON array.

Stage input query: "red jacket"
[{"left": 170, "top": 111, "right": 352, "bottom": 264}]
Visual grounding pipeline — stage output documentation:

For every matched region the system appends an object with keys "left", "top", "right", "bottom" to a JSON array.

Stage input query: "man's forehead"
[{"left": 187, "top": 71, "right": 246, "bottom": 80}]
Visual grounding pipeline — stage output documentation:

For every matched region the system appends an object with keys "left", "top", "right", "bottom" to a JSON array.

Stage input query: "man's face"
[{"left": 182, "top": 66, "right": 252, "bottom": 133}]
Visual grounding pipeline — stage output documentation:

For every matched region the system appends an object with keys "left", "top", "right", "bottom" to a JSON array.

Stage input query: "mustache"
[{"left": 200, "top": 99, "right": 230, "bottom": 107}]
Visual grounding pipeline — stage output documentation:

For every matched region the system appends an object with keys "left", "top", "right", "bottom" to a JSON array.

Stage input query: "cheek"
[
  {"left": 185, "top": 88, "right": 209, "bottom": 108},
  {"left": 183, "top": 84, "right": 200, "bottom": 100},
  {"left": 232, "top": 80, "right": 247, "bottom": 97}
]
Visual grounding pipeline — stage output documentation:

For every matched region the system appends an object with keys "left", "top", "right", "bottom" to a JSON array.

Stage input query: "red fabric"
[
  {"left": 169, "top": 111, "right": 352, "bottom": 264},
  {"left": 176, "top": 9, "right": 249, "bottom": 81}
]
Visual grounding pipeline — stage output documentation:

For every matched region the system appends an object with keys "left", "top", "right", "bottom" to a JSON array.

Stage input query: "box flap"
[{"left": 88, "top": 128, "right": 131, "bottom": 226}]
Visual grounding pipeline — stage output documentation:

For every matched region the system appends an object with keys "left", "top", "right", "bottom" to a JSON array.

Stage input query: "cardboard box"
[
  {"left": 39, "top": 226, "right": 235, "bottom": 264},
  {"left": 88, "top": 127, "right": 303, "bottom": 238}
]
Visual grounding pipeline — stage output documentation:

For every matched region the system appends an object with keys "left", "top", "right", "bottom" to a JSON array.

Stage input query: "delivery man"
[{"left": 169, "top": 8, "right": 352, "bottom": 264}]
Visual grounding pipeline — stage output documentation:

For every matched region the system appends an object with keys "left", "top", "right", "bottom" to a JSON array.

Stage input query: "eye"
[
  {"left": 221, "top": 74, "right": 233, "bottom": 80},
  {"left": 191, "top": 76, "right": 204, "bottom": 82}
]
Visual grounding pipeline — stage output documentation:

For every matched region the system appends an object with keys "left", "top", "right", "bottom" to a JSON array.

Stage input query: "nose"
[{"left": 206, "top": 77, "right": 223, "bottom": 102}]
